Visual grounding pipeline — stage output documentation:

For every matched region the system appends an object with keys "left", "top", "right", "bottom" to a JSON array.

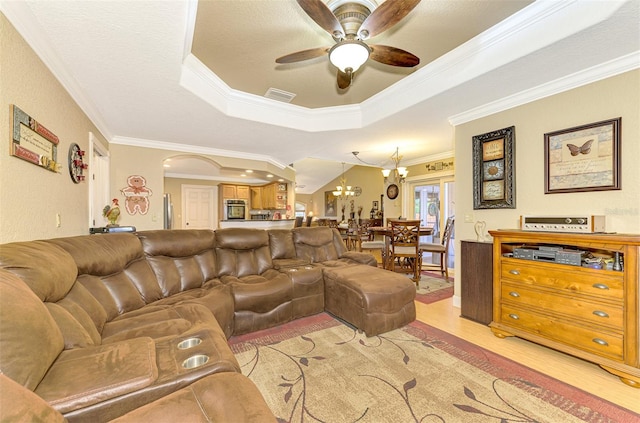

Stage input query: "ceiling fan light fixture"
[{"left": 328, "top": 40, "right": 370, "bottom": 73}]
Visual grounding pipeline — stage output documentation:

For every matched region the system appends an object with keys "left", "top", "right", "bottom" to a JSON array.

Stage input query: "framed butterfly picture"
[
  {"left": 472, "top": 126, "right": 516, "bottom": 209},
  {"left": 544, "top": 118, "right": 621, "bottom": 194}
]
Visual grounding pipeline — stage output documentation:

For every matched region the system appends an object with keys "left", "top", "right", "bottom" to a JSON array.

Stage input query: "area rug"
[
  {"left": 415, "top": 271, "right": 454, "bottom": 304},
  {"left": 229, "top": 313, "right": 638, "bottom": 423}
]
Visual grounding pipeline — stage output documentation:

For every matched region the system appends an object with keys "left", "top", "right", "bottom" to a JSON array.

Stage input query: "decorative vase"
[{"left": 474, "top": 221, "right": 487, "bottom": 242}]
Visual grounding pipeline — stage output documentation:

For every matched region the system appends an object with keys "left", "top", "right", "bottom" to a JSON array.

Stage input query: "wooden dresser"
[{"left": 489, "top": 229, "right": 639, "bottom": 388}]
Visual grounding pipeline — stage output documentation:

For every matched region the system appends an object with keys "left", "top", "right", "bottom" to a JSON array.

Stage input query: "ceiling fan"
[{"left": 276, "top": 0, "right": 421, "bottom": 89}]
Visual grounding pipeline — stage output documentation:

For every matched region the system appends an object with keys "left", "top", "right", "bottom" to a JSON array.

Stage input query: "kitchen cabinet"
[
  {"left": 254, "top": 183, "right": 287, "bottom": 210},
  {"left": 251, "top": 186, "right": 263, "bottom": 209},
  {"left": 489, "top": 229, "right": 640, "bottom": 388},
  {"left": 262, "top": 183, "right": 276, "bottom": 209},
  {"left": 460, "top": 240, "right": 493, "bottom": 325},
  {"left": 220, "top": 184, "right": 250, "bottom": 200}
]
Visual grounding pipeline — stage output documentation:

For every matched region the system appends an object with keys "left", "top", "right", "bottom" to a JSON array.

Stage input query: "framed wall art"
[
  {"left": 472, "top": 126, "right": 515, "bottom": 209},
  {"left": 544, "top": 118, "right": 621, "bottom": 194},
  {"left": 324, "top": 191, "right": 337, "bottom": 217}
]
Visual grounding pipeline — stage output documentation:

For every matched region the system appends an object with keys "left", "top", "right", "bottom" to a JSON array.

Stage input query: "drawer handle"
[
  {"left": 592, "top": 310, "right": 609, "bottom": 318},
  {"left": 508, "top": 291, "right": 520, "bottom": 298},
  {"left": 592, "top": 338, "right": 609, "bottom": 346},
  {"left": 592, "top": 283, "right": 609, "bottom": 290},
  {"left": 508, "top": 313, "right": 519, "bottom": 320},
  {"left": 509, "top": 269, "right": 520, "bottom": 275}
]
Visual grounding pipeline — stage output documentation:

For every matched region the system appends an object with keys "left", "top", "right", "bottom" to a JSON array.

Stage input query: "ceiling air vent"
[{"left": 264, "top": 88, "right": 296, "bottom": 103}]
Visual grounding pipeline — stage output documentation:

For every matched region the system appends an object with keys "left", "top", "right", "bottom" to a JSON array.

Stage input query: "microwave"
[{"left": 224, "top": 199, "right": 246, "bottom": 220}]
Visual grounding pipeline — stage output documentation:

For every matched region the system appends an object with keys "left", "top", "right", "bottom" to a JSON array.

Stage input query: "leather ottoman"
[{"left": 322, "top": 265, "right": 416, "bottom": 336}]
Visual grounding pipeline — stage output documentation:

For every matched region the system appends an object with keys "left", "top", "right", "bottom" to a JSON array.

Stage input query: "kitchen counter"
[{"left": 218, "top": 219, "right": 295, "bottom": 229}]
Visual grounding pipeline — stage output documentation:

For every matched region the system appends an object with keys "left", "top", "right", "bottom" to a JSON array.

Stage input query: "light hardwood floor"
[{"left": 415, "top": 298, "right": 640, "bottom": 413}]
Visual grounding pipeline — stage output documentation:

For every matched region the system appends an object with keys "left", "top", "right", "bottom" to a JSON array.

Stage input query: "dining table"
[{"left": 367, "top": 225, "right": 434, "bottom": 270}]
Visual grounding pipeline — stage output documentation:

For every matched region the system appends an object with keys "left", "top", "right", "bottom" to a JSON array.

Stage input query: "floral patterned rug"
[
  {"left": 229, "top": 313, "right": 638, "bottom": 423},
  {"left": 415, "top": 271, "right": 454, "bottom": 304}
]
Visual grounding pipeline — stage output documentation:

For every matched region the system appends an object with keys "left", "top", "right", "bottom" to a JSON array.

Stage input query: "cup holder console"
[
  {"left": 177, "top": 337, "right": 202, "bottom": 350},
  {"left": 182, "top": 354, "right": 209, "bottom": 369}
]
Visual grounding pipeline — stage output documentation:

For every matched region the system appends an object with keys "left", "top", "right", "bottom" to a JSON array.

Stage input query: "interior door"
[
  {"left": 89, "top": 133, "right": 110, "bottom": 228},
  {"left": 182, "top": 185, "right": 216, "bottom": 229}
]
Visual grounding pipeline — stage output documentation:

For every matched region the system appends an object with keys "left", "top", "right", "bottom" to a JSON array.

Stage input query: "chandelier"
[
  {"left": 333, "top": 163, "right": 355, "bottom": 199},
  {"left": 381, "top": 147, "right": 409, "bottom": 183}
]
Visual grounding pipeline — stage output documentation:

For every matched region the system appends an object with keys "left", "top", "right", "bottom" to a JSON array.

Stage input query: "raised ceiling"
[
  {"left": 2, "top": 1, "right": 638, "bottom": 193},
  {"left": 191, "top": 0, "right": 532, "bottom": 109}
]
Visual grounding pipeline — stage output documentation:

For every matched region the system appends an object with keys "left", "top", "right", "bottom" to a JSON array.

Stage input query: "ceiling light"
[
  {"left": 328, "top": 40, "right": 370, "bottom": 73},
  {"left": 332, "top": 163, "right": 355, "bottom": 199},
  {"left": 245, "top": 169, "right": 253, "bottom": 173},
  {"left": 267, "top": 174, "right": 273, "bottom": 178},
  {"left": 382, "top": 147, "right": 409, "bottom": 183}
]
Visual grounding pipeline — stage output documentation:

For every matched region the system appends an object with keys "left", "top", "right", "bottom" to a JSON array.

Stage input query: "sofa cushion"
[
  {"left": 215, "top": 228, "right": 273, "bottom": 277},
  {"left": 138, "top": 229, "right": 217, "bottom": 296},
  {"left": 45, "top": 303, "right": 97, "bottom": 349},
  {"left": 49, "top": 234, "right": 165, "bottom": 320},
  {"left": 268, "top": 229, "right": 297, "bottom": 259},
  {"left": 292, "top": 227, "right": 342, "bottom": 262},
  {"left": 0, "top": 240, "right": 77, "bottom": 301},
  {"left": 0, "top": 269, "right": 65, "bottom": 391}
]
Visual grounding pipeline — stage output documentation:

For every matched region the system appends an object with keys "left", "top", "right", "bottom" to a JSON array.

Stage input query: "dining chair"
[
  {"left": 350, "top": 219, "right": 372, "bottom": 252},
  {"left": 388, "top": 219, "right": 422, "bottom": 284},
  {"left": 419, "top": 216, "right": 455, "bottom": 279},
  {"left": 305, "top": 216, "right": 313, "bottom": 227},
  {"left": 294, "top": 216, "right": 304, "bottom": 227},
  {"left": 360, "top": 220, "right": 385, "bottom": 267}
]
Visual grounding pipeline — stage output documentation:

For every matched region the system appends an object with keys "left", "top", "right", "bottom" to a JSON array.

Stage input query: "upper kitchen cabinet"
[
  {"left": 220, "top": 184, "right": 250, "bottom": 200},
  {"left": 252, "top": 183, "right": 287, "bottom": 209}
]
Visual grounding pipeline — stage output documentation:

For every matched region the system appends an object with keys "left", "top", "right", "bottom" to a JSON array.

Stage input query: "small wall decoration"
[
  {"left": 68, "top": 143, "right": 88, "bottom": 183},
  {"left": 472, "top": 126, "right": 516, "bottom": 209},
  {"left": 10, "top": 105, "right": 60, "bottom": 172},
  {"left": 544, "top": 117, "right": 621, "bottom": 194},
  {"left": 425, "top": 158, "right": 455, "bottom": 173},
  {"left": 372, "top": 200, "right": 379, "bottom": 211},
  {"left": 121, "top": 175, "right": 153, "bottom": 215},
  {"left": 324, "top": 191, "right": 337, "bottom": 217}
]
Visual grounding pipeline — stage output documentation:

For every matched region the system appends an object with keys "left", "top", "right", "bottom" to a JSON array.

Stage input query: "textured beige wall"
[
  {"left": 307, "top": 165, "right": 385, "bottom": 221},
  {"left": 0, "top": 14, "right": 108, "bottom": 243},
  {"left": 453, "top": 69, "right": 640, "bottom": 298}
]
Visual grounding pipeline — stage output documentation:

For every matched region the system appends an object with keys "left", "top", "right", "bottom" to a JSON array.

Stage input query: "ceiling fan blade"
[
  {"left": 276, "top": 47, "right": 330, "bottom": 64},
  {"left": 369, "top": 45, "right": 420, "bottom": 67},
  {"left": 297, "top": 0, "right": 345, "bottom": 39},
  {"left": 358, "top": 0, "right": 421, "bottom": 40},
  {"left": 337, "top": 69, "right": 352, "bottom": 89}
]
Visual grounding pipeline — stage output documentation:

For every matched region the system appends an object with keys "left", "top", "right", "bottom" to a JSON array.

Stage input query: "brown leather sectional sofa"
[{"left": 0, "top": 226, "right": 416, "bottom": 422}]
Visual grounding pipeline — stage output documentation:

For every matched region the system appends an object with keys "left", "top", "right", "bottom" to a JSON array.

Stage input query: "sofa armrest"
[{"left": 35, "top": 337, "right": 158, "bottom": 414}]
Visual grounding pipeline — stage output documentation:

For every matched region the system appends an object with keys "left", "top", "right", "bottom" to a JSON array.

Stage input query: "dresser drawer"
[
  {"left": 500, "top": 259, "right": 623, "bottom": 300},
  {"left": 499, "top": 304, "right": 624, "bottom": 361},
  {"left": 500, "top": 282, "right": 624, "bottom": 330}
]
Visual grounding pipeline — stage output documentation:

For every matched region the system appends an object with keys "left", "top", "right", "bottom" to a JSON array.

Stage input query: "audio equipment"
[{"left": 520, "top": 215, "right": 605, "bottom": 233}]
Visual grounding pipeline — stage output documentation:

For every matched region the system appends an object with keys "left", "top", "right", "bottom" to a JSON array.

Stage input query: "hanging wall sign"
[{"left": 10, "top": 105, "right": 60, "bottom": 172}]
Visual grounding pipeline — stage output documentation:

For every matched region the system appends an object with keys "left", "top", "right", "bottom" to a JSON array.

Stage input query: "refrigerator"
[{"left": 163, "top": 193, "right": 173, "bottom": 229}]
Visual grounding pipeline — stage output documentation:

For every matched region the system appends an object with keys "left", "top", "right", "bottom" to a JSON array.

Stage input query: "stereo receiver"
[{"left": 520, "top": 215, "right": 605, "bottom": 233}]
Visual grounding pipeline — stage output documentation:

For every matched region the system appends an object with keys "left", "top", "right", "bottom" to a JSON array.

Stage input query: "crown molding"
[
  {"left": 448, "top": 51, "right": 640, "bottom": 126},
  {"left": 110, "top": 135, "right": 289, "bottom": 169},
  {"left": 0, "top": 0, "right": 114, "bottom": 141},
  {"left": 180, "top": 54, "right": 364, "bottom": 132}
]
